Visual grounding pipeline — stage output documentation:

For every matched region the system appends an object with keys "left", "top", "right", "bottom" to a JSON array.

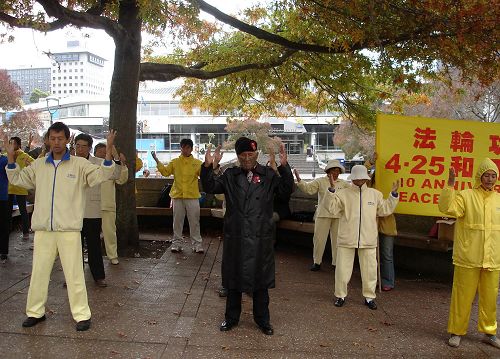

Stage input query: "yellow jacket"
[
  {"left": 439, "top": 158, "right": 500, "bottom": 269},
  {"left": 8, "top": 150, "right": 34, "bottom": 195},
  {"left": 297, "top": 176, "right": 350, "bottom": 218},
  {"left": 6, "top": 151, "right": 115, "bottom": 232},
  {"left": 324, "top": 183, "right": 399, "bottom": 248},
  {"left": 157, "top": 155, "right": 202, "bottom": 198}
]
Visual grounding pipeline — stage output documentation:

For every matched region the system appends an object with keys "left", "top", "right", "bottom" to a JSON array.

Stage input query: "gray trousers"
[{"left": 172, "top": 198, "right": 202, "bottom": 246}]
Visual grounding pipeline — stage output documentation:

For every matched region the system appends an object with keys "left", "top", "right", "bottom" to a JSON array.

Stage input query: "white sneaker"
[
  {"left": 170, "top": 245, "right": 182, "bottom": 253},
  {"left": 448, "top": 335, "right": 461, "bottom": 347},
  {"left": 193, "top": 243, "right": 204, "bottom": 253},
  {"left": 110, "top": 258, "right": 119, "bottom": 265},
  {"left": 483, "top": 335, "right": 500, "bottom": 349}
]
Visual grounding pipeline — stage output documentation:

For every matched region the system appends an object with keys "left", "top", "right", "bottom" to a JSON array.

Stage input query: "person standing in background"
[
  {"left": 152, "top": 139, "right": 204, "bottom": 253},
  {"left": 294, "top": 160, "right": 350, "bottom": 271},
  {"left": 0, "top": 150, "right": 10, "bottom": 263},
  {"left": 439, "top": 158, "right": 500, "bottom": 349},
  {"left": 8, "top": 136, "right": 34, "bottom": 241},
  {"left": 94, "top": 143, "right": 128, "bottom": 265},
  {"left": 75, "top": 134, "right": 109, "bottom": 287}
]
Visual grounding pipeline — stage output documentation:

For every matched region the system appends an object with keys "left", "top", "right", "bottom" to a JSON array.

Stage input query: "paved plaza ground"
[{"left": 1, "top": 228, "right": 499, "bottom": 359}]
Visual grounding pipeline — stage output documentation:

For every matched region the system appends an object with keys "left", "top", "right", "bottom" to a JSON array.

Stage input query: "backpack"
[{"left": 156, "top": 184, "right": 172, "bottom": 207}]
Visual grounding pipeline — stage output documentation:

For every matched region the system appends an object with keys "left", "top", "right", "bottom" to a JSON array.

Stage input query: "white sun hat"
[
  {"left": 324, "top": 159, "right": 346, "bottom": 174},
  {"left": 347, "top": 165, "right": 371, "bottom": 180}
]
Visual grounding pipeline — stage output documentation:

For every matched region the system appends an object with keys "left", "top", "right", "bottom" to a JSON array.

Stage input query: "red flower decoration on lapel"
[{"left": 252, "top": 174, "right": 261, "bottom": 183}]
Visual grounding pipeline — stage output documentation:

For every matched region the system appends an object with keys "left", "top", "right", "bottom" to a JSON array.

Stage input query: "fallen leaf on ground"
[
  {"left": 110, "top": 350, "right": 120, "bottom": 355},
  {"left": 133, "top": 280, "right": 140, "bottom": 284},
  {"left": 115, "top": 302, "right": 125, "bottom": 307},
  {"left": 184, "top": 291, "right": 191, "bottom": 295},
  {"left": 222, "top": 346, "right": 230, "bottom": 350},
  {"left": 319, "top": 343, "right": 329, "bottom": 347},
  {"left": 117, "top": 331, "right": 127, "bottom": 337},
  {"left": 367, "top": 327, "right": 378, "bottom": 332},
  {"left": 146, "top": 320, "right": 158, "bottom": 325}
]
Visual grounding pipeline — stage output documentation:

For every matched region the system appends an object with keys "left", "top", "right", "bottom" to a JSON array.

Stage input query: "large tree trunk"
[{"left": 109, "top": 1, "right": 142, "bottom": 252}]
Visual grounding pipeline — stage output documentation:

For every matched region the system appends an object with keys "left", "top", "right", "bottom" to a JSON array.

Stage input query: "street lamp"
[{"left": 45, "top": 96, "right": 60, "bottom": 125}]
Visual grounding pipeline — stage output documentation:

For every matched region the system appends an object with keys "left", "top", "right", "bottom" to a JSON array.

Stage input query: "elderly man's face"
[{"left": 238, "top": 151, "right": 258, "bottom": 171}]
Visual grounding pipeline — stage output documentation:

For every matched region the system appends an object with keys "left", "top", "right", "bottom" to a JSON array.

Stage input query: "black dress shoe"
[
  {"left": 258, "top": 324, "right": 274, "bottom": 335},
  {"left": 334, "top": 297, "right": 345, "bottom": 307},
  {"left": 220, "top": 320, "right": 237, "bottom": 332},
  {"left": 22, "top": 315, "right": 46, "bottom": 327},
  {"left": 76, "top": 319, "right": 91, "bottom": 331},
  {"left": 365, "top": 299, "right": 377, "bottom": 310},
  {"left": 310, "top": 263, "right": 321, "bottom": 271}
]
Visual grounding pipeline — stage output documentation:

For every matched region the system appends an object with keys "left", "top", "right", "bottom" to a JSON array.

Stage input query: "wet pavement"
[{"left": 1, "top": 229, "right": 499, "bottom": 359}]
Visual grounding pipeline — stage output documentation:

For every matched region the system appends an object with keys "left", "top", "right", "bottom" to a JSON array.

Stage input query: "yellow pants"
[
  {"left": 335, "top": 247, "right": 377, "bottom": 299},
  {"left": 101, "top": 210, "right": 118, "bottom": 260},
  {"left": 27, "top": 231, "right": 91, "bottom": 322},
  {"left": 448, "top": 266, "right": 499, "bottom": 336},
  {"left": 313, "top": 217, "right": 340, "bottom": 266}
]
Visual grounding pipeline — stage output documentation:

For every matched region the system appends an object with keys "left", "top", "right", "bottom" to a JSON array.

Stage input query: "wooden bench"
[
  {"left": 277, "top": 219, "right": 314, "bottom": 234},
  {"left": 396, "top": 231, "right": 452, "bottom": 252}
]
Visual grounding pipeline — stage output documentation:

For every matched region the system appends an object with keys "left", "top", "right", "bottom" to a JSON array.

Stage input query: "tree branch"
[
  {"left": 191, "top": 0, "right": 453, "bottom": 54},
  {"left": 0, "top": 0, "right": 125, "bottom": 39},
  {"left": 139, "top": 50, "right": 297, "bottom": 82}
]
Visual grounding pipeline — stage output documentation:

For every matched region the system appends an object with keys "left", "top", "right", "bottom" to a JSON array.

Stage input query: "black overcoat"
[{"left": 200, "top": 162, "right": 293, "bottom": 292}]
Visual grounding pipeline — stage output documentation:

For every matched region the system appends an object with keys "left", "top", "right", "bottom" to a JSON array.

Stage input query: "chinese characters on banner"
[{"left": 376, "top": 114, "right": 500, "bottom": 217}]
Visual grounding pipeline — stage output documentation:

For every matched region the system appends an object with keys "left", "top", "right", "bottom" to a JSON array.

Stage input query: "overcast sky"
[{"left": 0, "top": 1, "right": 259, "bottom": 70}]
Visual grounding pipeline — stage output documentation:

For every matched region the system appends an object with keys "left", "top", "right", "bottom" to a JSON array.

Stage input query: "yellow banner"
[{"left": 376, "top": 114, "right": 500, "bottom": 216}]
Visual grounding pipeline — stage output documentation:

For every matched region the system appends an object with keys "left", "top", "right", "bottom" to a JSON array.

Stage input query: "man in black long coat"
[{"left": 200, "top": 137, "right": 293, "bottom": 335}]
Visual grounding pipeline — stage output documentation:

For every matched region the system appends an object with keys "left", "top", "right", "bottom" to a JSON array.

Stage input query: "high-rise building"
[
  {"left": 49, "top": 40, "right": 109, "bottom": 98},
  {"left": 7, "top": 67, "right": 51, "bottom": 104}
]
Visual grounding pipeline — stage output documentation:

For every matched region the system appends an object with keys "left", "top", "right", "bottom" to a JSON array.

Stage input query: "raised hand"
[
  {"left": 391, "top": 180, "right": 399, "bottom": 193},
  {"left": 151, "top": 151, "right": 159, "bottom": 163},
  {"left": 293, "top": 168, "right": 301, "bottom": 181},
  {"left": 447, "top": 167, "right": 456, "bottom": 187},
  {"left": 119, "top": 152, "right": 127, "bottom": 164},
  {"left": 212, "top": 145, "right": 223, "bottom": 168},
  {"left": 204, "top": 144, "right": 214, "bottom": 167},
  {"left": 327, "top": 171, "right": 337, "bottom": 187},
  {"left": 28, "top": 132, "right": 34, "bottom": 147},
  {"left": 267, "top": 145, "right": 278, "bottom": 172},
  {"left": 105, "top": 130, "right": 117, "bottom": 161},
  {"left": 278, "top": 143, "right": 287, "bottom": 167},
  {"left": 3, "top": 135, "right": 15, "bottom": 163},
  {"left": 106, "top": 130, "right": 117, "bottom": 148}
]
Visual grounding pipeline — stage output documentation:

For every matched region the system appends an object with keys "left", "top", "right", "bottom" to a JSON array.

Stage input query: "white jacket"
[
  {"left": 101, "top": 161, "right": 128, "bottom": 212},
  {"left": 323, "top": 183, "right": 398, "bottom": 248},
  {"left": 296, "top": 176, "right": 350, "bottom": 218},
  {"left": 6, "top": 151, "right": 115, "bottom": 231},
  {"left": 83, "top": 155, "right": 126, "bottom": 218}
]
